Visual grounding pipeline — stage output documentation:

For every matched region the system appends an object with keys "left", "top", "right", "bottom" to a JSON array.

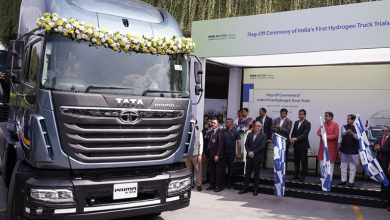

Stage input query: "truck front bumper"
[{"left": 22, "top": 168, "right": 191, "bottom": 220}]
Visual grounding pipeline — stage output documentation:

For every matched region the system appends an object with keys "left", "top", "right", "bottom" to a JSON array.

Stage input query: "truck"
[
  {"left": 0, "top": 0, "right": 204, "bottom": 219},
  {"left": 366, "top": 116, "right": 390, "bottom": 142},
  {"left": 0, "top": 49, "right": 9, "bottom": 122}
]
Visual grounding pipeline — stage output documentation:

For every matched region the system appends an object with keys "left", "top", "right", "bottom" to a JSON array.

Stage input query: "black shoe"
[
  {"left": 337, "top": 181, "right": 347, "bottom": 185},
  {"left": 253, "top": 191, "right": 258, "bottom": 196},
  {"left": 289, "top": 175, "right": 299, "bottom": 180},
  {"left": 348, "top": 183, "right": 354, "bottom": 187},
  {"left": 197, "top": 186, "right": 202, "bottom": 191},
  {"left": 226, "top": 185, "right": 231, "bottom": 189},
  {"left": 238, "top": 189, "right": 247, "bottom": 194},
  {"left": 299, "top": 177, "right": 305, "bottom": 182},
  {"left": 206, "top": 185, "right": 215, "bottom": 190},
  {"left": 214, "top": 187, "right": 223, "bottom": 192}
]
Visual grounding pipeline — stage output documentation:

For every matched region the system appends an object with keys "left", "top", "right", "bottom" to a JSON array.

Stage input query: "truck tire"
[{"left": 6, "top": 160, "right": 21, "bottom": 220}]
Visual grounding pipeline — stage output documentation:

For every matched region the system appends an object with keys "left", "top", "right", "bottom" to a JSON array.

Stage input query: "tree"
[
  {"left": 141, "top": 0, "right": 380, "bottom": 34},
  {"left": 0, "top": 0, "right": 22, "bottom": 47},
  {"left": 0, "top": 0, "right": 381, "bottom": 45}
]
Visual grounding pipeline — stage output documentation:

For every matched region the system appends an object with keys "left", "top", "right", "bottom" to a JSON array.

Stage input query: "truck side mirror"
[
  {"left": 195, "top": 84, "right": 203, "bottom": 95},
  {"left": 194, "top": 61, "right": 203, "bottom": 84},
  {"left": 5, "top": 69, "right": 22, "bottom": 85},
  {"left": 5, "top": 40, "right": 24, "bottom": 85}
]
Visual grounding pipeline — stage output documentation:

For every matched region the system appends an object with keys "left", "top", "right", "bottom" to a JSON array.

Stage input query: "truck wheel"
[{"left": 6, "top": 160, "right": 21, "bottom": 220}]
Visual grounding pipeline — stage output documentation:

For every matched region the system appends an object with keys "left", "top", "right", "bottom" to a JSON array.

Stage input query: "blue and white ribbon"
[
  {"left": 320, "top": 117, "right": 331, "bottom": 192},
  {"left": 274, "top": 134, "right": 286, "bottom": 196},
  {"left": 354, "top": 114, "right": 389, "bottom": 186}
]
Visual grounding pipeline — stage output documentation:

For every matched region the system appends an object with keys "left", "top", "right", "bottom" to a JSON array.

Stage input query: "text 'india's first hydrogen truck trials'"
[{"left": 0, "top": 0, "right": 204, "bottom": 219}]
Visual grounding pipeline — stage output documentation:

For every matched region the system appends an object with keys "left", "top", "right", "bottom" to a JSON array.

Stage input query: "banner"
[
  {"left": 319, "top": 117, "right": 331, "bottom": 192},
  {"left": 242, "top": 64, "right": 390, "bottom": 157},
  {"left": 192, "top": 1, "right": 390, "bottom": 58},
  {"left": 274, "top": 134, "right": 286, "bottom": 196},
  {"left": 354, "top": 114, "right": 389, "bottom": 186}
]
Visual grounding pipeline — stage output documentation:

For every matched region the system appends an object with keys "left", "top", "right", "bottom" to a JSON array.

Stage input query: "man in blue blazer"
[{"left": 238, "top": 121, "right": 267, "bottom": 196}]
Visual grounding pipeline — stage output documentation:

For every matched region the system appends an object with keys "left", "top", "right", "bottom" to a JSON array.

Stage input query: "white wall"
[{"left": 227, "top": 68, "right": 242, "bottom": 120}]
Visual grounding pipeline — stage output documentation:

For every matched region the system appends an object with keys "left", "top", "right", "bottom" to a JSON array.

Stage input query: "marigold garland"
[{"left": 36, "top": 13, "right": 195, "bottom": 55}]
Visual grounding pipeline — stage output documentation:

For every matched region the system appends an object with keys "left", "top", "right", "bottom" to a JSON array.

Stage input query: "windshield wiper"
[
  {"left": 85, "top": 85, "right": 135, "bottom": 93},
  {"left": 142, "top": 89, "right": 181, "bottom": 97}
]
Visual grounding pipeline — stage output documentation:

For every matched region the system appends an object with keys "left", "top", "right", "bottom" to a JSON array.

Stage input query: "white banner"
[{"left": 192, "top": 1, "right": 390, "bottom": 58}]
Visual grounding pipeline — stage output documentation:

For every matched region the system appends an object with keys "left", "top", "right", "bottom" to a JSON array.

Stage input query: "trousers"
[
  {"left": 340, "top": 162, "right": 356, "bottom": 183},
  {"left": 224, "top": 153, "right": 236, "bottom": 186},
  {"left": 243, "top": 158, "right": 261, "bottom": 191},
  {"left": 201, "top": 153, "right": 209, "bottom": 182},
  {"left": 185, "top": 156, "right": 202, "bottom": 186},
  {"left": 209, "top": 157, "right": 225, "bottom": 187}
]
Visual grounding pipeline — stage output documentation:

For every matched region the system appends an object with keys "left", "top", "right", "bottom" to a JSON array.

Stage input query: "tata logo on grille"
[
  {"left": 115, "top": 98, "right": 144, "bottom": 107},
  {"left": 120, "top": 111, "right": 139, "bottom": 123}
]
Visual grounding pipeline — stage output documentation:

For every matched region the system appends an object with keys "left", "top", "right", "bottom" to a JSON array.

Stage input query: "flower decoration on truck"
[{"left": 36, "top": 13, "right": 196, "bottom": 55}]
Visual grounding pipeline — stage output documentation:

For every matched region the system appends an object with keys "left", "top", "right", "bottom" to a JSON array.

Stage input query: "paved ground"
[{"left": 2, "top": 180, "right": 389, "bottom": 220}]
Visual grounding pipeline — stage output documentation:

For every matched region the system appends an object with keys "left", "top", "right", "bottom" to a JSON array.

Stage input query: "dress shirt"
[
  {"left": 297, "top": 119, "right": 305, "bottom": 130},
  {"left": 261, "top": 116, "right": 266, "bottom": 132},
  {"left": 380, "top": 135, "right": 389, "bottom": 149},
  {"left": 251, "top": 131, "right": 261, "bottom": 156},
  {"left": 279, "top": 118, "right": 285, "bottom": 127},
  {"left": 198, "top": 131, "right": 204, "bottom": 155}
]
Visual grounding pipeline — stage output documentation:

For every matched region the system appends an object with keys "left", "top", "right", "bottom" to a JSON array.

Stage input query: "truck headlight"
[
  {"left": 30, "top": 189, "right": 74, "bottom": 203},
  {"left": 168, "top": 177, "right": 192, "bottom": 195}
]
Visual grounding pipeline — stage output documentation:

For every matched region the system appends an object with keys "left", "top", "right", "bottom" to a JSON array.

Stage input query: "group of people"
[
  {"left": 185, "top": 116, "right": 242, "bottom": 192},
  {"left": 186, "top": 108, "right": 390, "bottom": 201}
]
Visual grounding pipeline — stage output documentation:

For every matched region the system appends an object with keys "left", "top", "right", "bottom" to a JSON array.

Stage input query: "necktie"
[
  {"left": 261, "top": 117, "right": 264, "bottom": 133},
  {"left": 380, "top": 137, "right": 386, "bottom": 160}
]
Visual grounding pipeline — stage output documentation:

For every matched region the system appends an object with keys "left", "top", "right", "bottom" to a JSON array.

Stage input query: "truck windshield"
[{"left": 41, "top": 34, "right": 189, "bottom": 98}]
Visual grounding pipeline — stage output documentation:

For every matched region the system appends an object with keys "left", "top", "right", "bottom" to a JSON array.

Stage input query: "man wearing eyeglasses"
[
  {"left": 238, "top": 121, "right": 267, "bottom": 196},
  {"left": 374, "top": 126, "right": 390, "bottom": 200}
]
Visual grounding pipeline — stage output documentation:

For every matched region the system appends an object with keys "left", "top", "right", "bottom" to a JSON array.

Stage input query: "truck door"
[{"left": 16, "top": 37, "right": 42, "bottom": 148}]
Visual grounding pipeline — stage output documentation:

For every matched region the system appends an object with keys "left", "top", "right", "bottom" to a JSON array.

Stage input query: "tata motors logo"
[
  {"left": 249, "top": 74, "right": 275, "bottom": 79},
  {"left": 208, "top": 34, "right": 234, "bottom": 41}
]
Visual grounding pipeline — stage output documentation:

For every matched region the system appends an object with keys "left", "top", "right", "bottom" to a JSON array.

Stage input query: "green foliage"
[
  {"left": 0, "top": 0, "right": 22, "bottom": 47},
  {"left": 141, "top": 0, "right": 381, "bottom": 33},
  {"left": 0, "top": 0, "right": 382, "bottom": 45}
]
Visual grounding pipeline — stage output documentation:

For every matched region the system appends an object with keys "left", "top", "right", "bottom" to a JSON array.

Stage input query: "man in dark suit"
[
  {"left": 374, "top": 126, "right": 390, "bottom": 200},
  {"left": 238, "top": 121, "right": 267, "bottom": 196},
  {"left": 289, "top": 109, "right": 311, "bottom": 182},
  {"left": 202, "top": 118, "right": 213, "bottom": 184},
  {"left": 206, "top": 118, "right": 225, "bottom": 192},
  {"left": 271, "top": 108, "right": 292, "bottom": 173},
  {"left": 255, "top": 107, "right": 273, "bottom": 169}
]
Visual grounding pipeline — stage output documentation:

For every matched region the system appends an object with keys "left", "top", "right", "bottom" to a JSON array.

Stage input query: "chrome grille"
[{"left": 56, "top": 107, "right": 186, "bottom": 163}]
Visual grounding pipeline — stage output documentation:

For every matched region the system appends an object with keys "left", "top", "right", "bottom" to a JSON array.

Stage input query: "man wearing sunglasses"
[{"left": 374, "top": 126, "right": 390, "bottom": 200}]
